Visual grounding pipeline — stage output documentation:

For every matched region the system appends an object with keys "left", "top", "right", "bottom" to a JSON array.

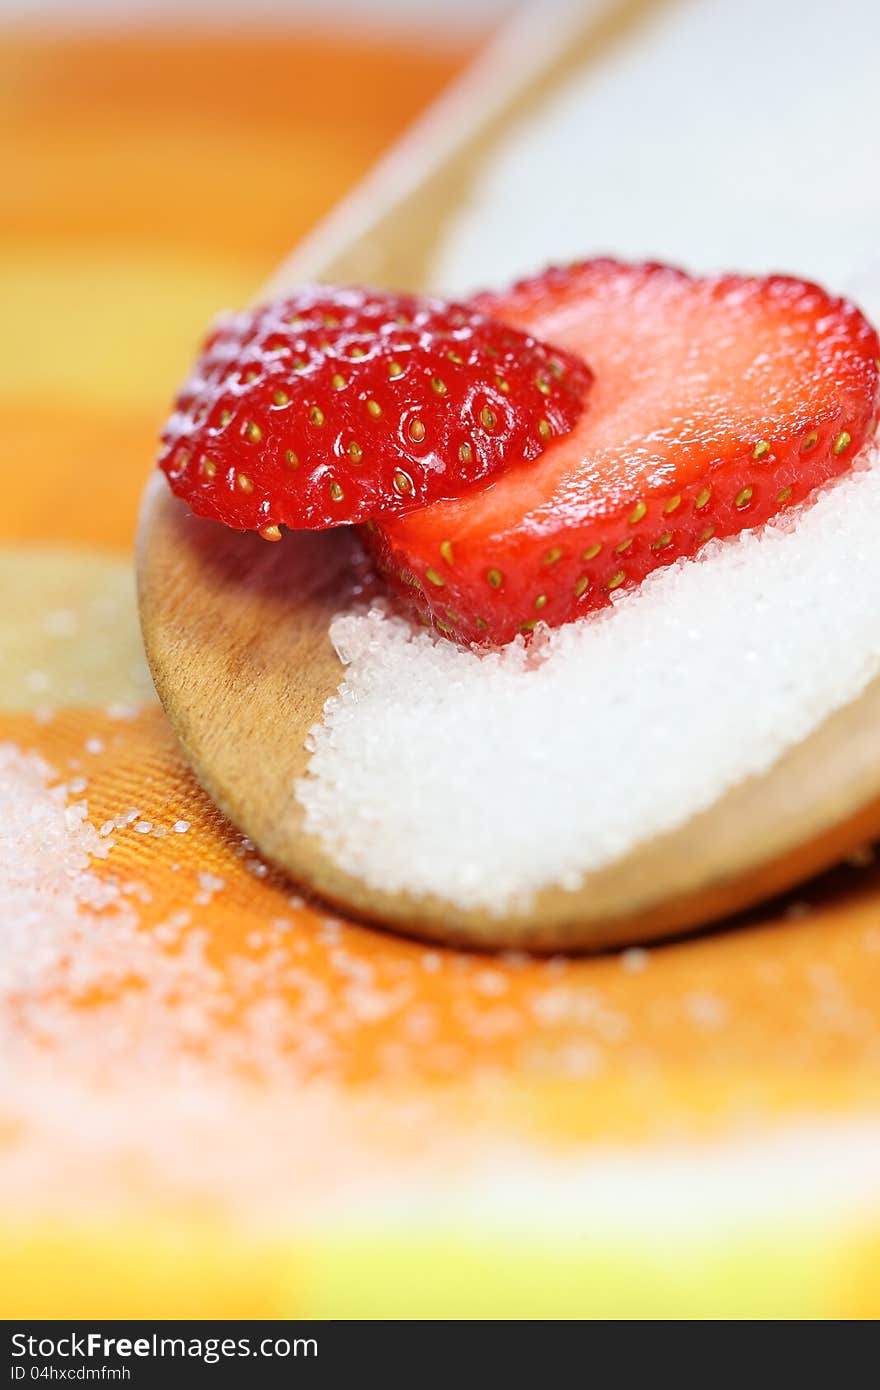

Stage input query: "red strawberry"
[
  {"left": 370, "top": 260, "right": 880, "bottom": 644},
  {"left": 159, "top": 285, "right": 591, "bottom": 536}
]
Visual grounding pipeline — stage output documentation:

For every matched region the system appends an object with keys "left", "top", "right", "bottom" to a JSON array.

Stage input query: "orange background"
[{"left": 0, "top": 26, "right": 469, "bottom": 548}]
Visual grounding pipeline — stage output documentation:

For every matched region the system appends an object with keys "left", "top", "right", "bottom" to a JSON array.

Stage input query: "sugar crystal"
[{"left": 297, "top": 445, "right": 880, "bottom": 912}]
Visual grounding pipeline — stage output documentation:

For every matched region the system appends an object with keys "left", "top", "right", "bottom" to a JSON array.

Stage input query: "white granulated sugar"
[
  {"left": 297, "top": 446, "right": 880, "bottom": 912},
  {"left": 297, "top": 0, "right": 880, "bottom": 912},
  {"left": 431, "top": 0, "right": 880, "bottom": 317},
  {"left": 0, "top": 743, "right": 117, "bottom": 997}
]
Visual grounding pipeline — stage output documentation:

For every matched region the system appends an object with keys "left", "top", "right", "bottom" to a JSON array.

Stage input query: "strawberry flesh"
[
  {"left": 159, "top": 285, "right": 591, "bottom": 534},
  {"left": 370, "top": 261, "right": 880, "bottom": 644}
]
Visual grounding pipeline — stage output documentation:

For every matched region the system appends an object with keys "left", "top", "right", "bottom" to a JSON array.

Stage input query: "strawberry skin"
[
  {"left": 370, "top": 261, "right": 880, "bottom": 644},
  {"left": 159, "top": 285, "right": 591, "bottom": 535}
]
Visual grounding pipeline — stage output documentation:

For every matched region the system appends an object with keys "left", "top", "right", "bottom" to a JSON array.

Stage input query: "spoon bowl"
[
  {"left": 138, "top": 473, "right": 880, "bottom": 950},
  {"left": 136, "top": 1, "right": 880, "bottom": 950}
]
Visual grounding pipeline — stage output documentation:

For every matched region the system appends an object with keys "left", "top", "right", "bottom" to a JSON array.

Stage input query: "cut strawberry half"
[
  {"left": 369, "top": 260, "right": 880, "bottom": 644},
  {"left": 159, "top": 285, "right": 591, "bottom": 535}
]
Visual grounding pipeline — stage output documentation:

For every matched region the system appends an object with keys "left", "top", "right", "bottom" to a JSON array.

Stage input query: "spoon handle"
[{"left": 265, "top": 0, "right": 632, "bottom": 295}]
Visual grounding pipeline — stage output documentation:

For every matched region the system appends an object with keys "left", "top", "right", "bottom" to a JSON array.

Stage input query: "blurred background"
[
  {"left": 4, "top": 0, "right": 878, "bottom": 555},
  {"left": 4, "top": 0, "right": 880, "bottom": 1320},
  {"left": 0, "top": 0, "right": 506, "bottom": 554}
]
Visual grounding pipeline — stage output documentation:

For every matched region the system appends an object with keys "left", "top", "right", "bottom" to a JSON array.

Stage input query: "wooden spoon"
[{"left": 137, "top": 0, "right": 880, "bottom": 952}]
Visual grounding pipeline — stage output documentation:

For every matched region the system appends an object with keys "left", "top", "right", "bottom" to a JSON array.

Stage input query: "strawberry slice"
[
  {"left": 370, "top": 260, "right": 880, "bottom": 644},
  {"left": 159, "top": 285, "right": 591, "bottom": 536}
]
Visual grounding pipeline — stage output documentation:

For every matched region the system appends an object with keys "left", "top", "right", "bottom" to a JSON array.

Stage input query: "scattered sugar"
[
  {"left": 84, "top": 736, "right": 104, "bottom": 755},
  {"left": 134, "top": 821, "right": 153, "bottom": 835},
  {"left": 5, "top": 741, "right": 880, "bottom": 1229},
  {"left": 42, "top": 608, "right": 79, "bottom": 639},
  {"left": 621, "top": 949, "right": 649, "bottom": 976},
  {"left": 105, "top": 702, "right": 140, "bottom": 721},
  {"left": 122, "top": 880, "right": 154, "bottom": 906},
  {"left": 0, "top": 745, "right": 437, "bottom": 1213},
  {"left": 172, "top": 819, "right": 190, "bottom": 834},
  {"left": 297, "top": 444, "right": 880, "bottom": 912},
  {"left": 317, "top": 918, "right": 342, "bottom": 946},
  {"left": 544, "top": 957, "right": 568, "bottom": 979},
  {"left": 685, "top": 992, "right": 729, "bottom": 1033},
  {"left": 194, "top": 870, "right": 225, "bottom": 906},
  {"left": 498, "top": 951, "right": 529, "bottom": 969}
]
